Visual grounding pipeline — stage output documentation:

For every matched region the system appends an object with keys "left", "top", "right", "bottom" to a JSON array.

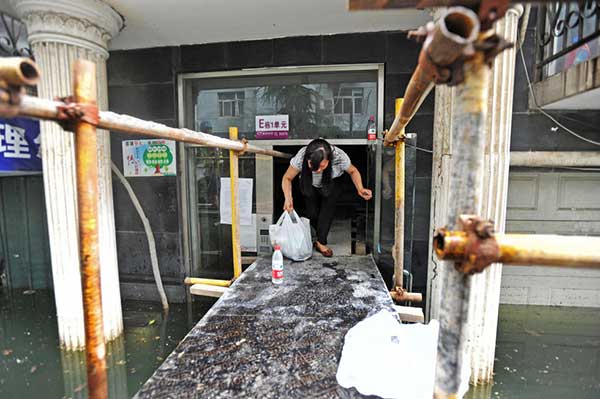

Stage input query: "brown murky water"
[{"left": 1, "top": 289, "right": 599, "bottom": 398}]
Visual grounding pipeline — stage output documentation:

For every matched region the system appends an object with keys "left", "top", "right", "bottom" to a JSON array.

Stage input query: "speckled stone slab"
[{"left": 135, "top": 255, "right": 395, "bottom": 399}]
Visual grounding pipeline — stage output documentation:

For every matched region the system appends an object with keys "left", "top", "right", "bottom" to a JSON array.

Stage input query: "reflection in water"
[
  {"left": 0, "top": 289, "right": 216, "bottom": 398},
  {"left": 60, "top": 337, "right": 128, "bottom": 399},
  {"left": 2, "top": 289, "right": 599, "bottom": 398},
  {"left": 466, "top": 305, "right": 600, "bottom": 399}
]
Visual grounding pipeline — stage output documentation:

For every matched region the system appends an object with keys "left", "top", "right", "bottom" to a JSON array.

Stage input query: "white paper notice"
[
  {"left": 220, "top": 177, "right": 253, "bottom": 225},
  {"left": 240, "top": 214, "right": 257, "bottom": 252}
]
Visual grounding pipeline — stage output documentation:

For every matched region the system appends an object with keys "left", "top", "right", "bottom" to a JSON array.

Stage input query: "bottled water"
[{"left": 272, "top": 245, "right": 283, "bottom": 285}]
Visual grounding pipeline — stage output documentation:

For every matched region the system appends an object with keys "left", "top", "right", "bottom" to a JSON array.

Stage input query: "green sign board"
[{"left": 122, "top": 140, "right": 177, "bottom": 177}]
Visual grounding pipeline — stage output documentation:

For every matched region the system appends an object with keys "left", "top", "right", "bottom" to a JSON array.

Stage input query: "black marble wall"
[{"left": 107, "top": 20, "right": 600, "bottom": 301}]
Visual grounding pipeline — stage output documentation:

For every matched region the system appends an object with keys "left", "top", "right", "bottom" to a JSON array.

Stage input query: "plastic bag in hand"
[{"left": 269, "top": 210, "right": 312, "bottom": 261}]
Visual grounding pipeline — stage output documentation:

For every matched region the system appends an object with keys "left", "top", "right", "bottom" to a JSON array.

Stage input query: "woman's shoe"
[{"left": 314, "top": 241, "right": 333, "bottom": 257}]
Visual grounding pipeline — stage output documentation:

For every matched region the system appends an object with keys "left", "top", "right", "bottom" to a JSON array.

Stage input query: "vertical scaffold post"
[
  {"left": 393, "top": 98, "right": 405, "bottom": 291},
  {"left": 434, "top": 50, "right": 490, "bottom": 398},
  {"left": 73, "top": 59, "right": 108, "bottom": 399},
  {"left": 229, "top": 126, "right": 242, "bottom": 279}
]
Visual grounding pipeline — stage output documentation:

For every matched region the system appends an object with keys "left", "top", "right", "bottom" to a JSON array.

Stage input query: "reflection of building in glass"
[
  {"left": 333, "top": 87, "right": 363, "bottom": 115},
  {"left": 218, "top": 91, "right": 245, "bottom": 117},
  {"left": 194, "top": 81, "right": 376, "bottom": 139}
]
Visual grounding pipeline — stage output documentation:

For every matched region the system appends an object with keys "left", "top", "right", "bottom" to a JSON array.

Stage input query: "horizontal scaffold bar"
[
  {"left": 434, "top": 215, "right": 600, "bottom": 274},
  {"left": 16, "top": 96, "right": 291, "bottom": 158}
]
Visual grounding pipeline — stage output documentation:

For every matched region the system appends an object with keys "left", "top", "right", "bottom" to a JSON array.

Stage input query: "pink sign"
[{"left": 255, "top": 115, "right": 289, "bottom": 139}]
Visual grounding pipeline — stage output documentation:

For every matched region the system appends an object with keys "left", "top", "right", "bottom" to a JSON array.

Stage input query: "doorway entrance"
[
  {"left": 180, "top": 64, "right": 384, "bottom": 280},
  {"left": 273, "top": 143, "right": 369, "bottom": 256}
]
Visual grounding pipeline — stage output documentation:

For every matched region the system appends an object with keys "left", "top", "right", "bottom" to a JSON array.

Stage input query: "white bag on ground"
[
  {"left": 269, "top": 210, "right": 312, "bottom": 261},
  {"left": 336, "top": 310, "right": 442, "bottom": 399}
]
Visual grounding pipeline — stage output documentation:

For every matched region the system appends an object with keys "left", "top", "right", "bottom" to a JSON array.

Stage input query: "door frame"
[{"left": 178, "top": 64, "right": 385, "bottom": 277}]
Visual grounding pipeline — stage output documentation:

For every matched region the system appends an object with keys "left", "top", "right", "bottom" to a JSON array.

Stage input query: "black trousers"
[{"left": 303, "top": 178, "right": 342, "bottom": 245}]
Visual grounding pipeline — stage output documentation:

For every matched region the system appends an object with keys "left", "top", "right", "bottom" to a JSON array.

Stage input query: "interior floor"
[{"left": 321, "top": 218, "right": 352, "bottom": 256}]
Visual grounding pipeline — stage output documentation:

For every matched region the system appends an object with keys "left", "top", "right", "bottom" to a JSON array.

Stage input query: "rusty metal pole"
[
  {"left": 393, "top": 98, "right": 405, "bottom": 291},
  {"left": 73, "top": 59, "right": 108, "bottom": 399},
  {"left": 434, "top": 229, "right": 600, "bottom": 269},
  {"left": 229, "top": 127, "right": 242, "bottom": 279},
  {"left": 434, "top": 49, "right": 489, "bottom": 398},
  {"left": 389, "top": 106, "right": 423, "bottom": 305},
  {"left": 10, "top": 91, "right": 290, "bottom": 158},
  {"left": 383, "top": 8, "right": 479, "bottom": 146}
]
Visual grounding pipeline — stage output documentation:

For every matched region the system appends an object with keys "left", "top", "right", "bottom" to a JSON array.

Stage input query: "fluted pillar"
[
  {"left": 467, "top": 5, "right": 524, "bottom": 385},
  {"left": 426, "top": 84, "right": 454, "bottom": 323},
  {"left": 11, "top": 0, "right": 124, "bottom": 349},
  {"left": 427, "top": 5, "right": 524, "bottom": 388}
]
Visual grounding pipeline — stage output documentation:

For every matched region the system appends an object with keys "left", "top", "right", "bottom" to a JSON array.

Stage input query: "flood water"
[
  {"left": 0, "top": 289, "right": 216, "bottom": 398},
  {"left": 1, "top": 289, "right": 599, "bottom": 398},
  {"left": 465, "top": 305, "right": 600, "bottom": 399}
]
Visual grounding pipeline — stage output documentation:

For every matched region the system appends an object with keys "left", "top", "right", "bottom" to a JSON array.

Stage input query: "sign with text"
[
  {"left": 255, "top": 115, "right": 289, "bottom": 139},
  {"left": 0, "top": 118, "right": 42, "bottom": 173},
  {"left": 123, "top": 139, "right": 176, "bottom": 177}
]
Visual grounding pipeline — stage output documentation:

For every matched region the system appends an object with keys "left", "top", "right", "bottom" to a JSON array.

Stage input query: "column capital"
[
  {"left": 10, "top": 0, "right": 124, "bottom": 58},
  {"left": 506, "top": 4, "right": 524, "bottom": 18}
]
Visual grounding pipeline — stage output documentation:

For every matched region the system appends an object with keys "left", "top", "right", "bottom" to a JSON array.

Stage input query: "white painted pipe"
[
  {"left": 510, "top": 151, "right": 600, "bottom": 167},
  {"left": 111, "top": 162, "right": 169, "bottom": 312}
]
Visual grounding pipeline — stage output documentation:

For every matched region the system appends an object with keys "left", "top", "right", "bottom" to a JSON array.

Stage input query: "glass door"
[{"left": 180, "top": 65, "right": 384, "bottom": 277}]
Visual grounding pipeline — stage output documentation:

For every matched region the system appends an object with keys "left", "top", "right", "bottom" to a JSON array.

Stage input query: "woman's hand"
[
  {"left": 358, "top": 188, "right": 372, "bottom": 201},
  {"left": 283, "top": 198, "right": 294, "bottom": 212}
]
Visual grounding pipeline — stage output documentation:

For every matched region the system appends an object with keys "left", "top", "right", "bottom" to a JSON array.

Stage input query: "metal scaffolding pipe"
[
  {"left": 393, "top": 98, "right": 406, "bottom": 290},
  {"left": 12, "top": 94, "right": 291, "bottom": 159},
  {"left": 435, "top": 231, "right": 600, "bottom": 269},
  {"left": 348, "top": 0, "right": 543, "bottom": 11},
  {"left": 229, "top": 126, "right": 243, "bottom": 279},
  {"left": 385, "top": 7, "right": 479, "bottom": 145},
  {"left": 184, "top": 277, "right": 232, "bottom": 287},
  {"left": 434, "top": 50, "right": 490, "bottom": 398},
  {"left": 510, "top": 151, "right": 600, "bottom": 168},
  {"left": 0, "top": 57, "right": 40, "bottom": 86},
  {"left": 73, "top": 60, "right": 108, "bottom": 399},
  {"left": 389, "top": 99, "right": 423, "bottom": 304}
]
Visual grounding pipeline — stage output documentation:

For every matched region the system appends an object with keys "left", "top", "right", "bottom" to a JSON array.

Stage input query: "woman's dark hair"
[{"left": 301, "top": 139, "right": 333, "bottom": 196}]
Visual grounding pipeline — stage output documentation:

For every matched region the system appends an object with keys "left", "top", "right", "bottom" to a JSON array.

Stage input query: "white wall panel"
[{"left": 501, "top": 172, "right": 600, "bottom": 307}]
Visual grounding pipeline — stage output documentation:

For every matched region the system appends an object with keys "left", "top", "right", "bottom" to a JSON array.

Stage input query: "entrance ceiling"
[{"left": 105, "top": 0, "right": 432, "bottom": 50}]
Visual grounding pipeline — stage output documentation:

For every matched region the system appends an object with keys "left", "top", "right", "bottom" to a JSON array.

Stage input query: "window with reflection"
[{"left": 183, "top": 70, "right": 378, "bottom": 140}]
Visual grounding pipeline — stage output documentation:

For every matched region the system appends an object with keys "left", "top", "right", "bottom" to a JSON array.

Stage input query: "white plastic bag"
[
  {"left": 336, "top": 310, "right": 441, "bottom": 399},
  {"left": 269, "top": 210, "right": 312, "bottom": 261}
]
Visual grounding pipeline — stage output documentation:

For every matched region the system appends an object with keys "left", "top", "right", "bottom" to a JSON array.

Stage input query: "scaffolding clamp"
[
  {"left": 390, "top": 286, "right": 423, "bottom": 303},
  {"left": 382, "top": 129, "right": 406, "bottom": 146},
  {"left": 434, "top": 214, "right": 498, "bottom": 274},
  {"left": 238, "top": 137, "right": 249, "bottom": 156},
  {"left": 474, "top": 32, "right": 513, "bottom": 66},
  {"left": 55, "top": 95, "right": 99, "bottom": 132}
]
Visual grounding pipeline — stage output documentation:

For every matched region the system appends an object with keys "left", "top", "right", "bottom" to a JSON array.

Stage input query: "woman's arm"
[
  {"left": 346, "top": 164, "right": 372, "bottom": 201},
  {"left": 282, "top": 165, "right": 300, "bottom": 211}
]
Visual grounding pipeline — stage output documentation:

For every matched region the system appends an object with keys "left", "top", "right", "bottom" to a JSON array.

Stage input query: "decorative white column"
[
  {"left": 426, "top": 84, "right": 454, "bottom": 322},
  {"left": 467, "top": 5, "right": 524, "bottom": 385},
  {"left": 427, "top": 5, "right": 524, "bottom": 386},
  {"left": 11, "top": 0, "right": 124, "bottom": 349}
]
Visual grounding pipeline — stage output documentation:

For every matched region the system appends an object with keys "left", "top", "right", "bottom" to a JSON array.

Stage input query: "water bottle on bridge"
[{"left": 272, "top": 245, "right": 283, "bottom": 285}]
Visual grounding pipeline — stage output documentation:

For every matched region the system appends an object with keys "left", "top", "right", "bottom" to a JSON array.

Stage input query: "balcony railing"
[{"left": 536, "top": 1, "right": 600, "bottom": 80}]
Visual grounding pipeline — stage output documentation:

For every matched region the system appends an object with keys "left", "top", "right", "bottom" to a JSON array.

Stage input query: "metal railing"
[
  {"left": 0, "top": 56, "right": 290, "bottom": 399},
  {"left": 536, "top": 1, "right": 600, "bottom": 80}
]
